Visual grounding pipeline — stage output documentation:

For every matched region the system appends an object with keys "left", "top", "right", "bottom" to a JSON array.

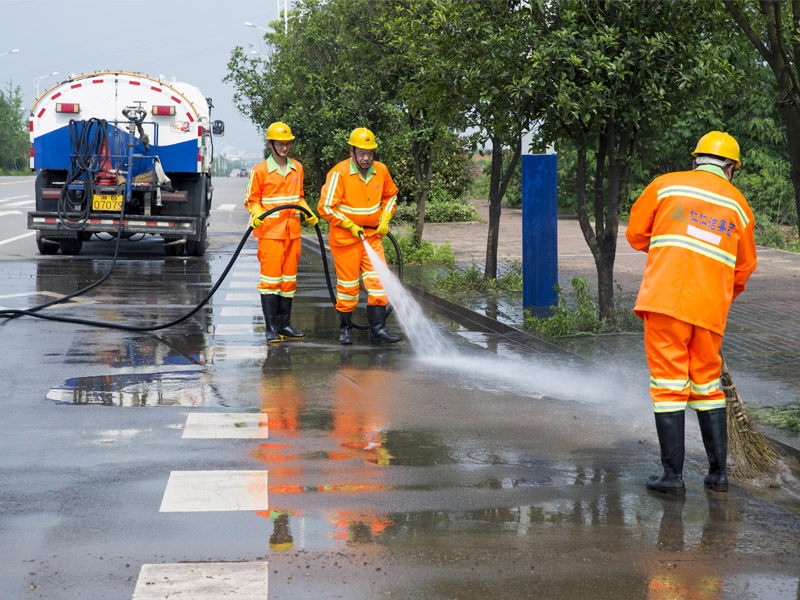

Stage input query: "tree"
[
  {"left": 528, "top": 1, "right": 736, "bottom": 319},
  {"left": 0, "top": 82, "right": 28, "bottom": 174},
  {"left": 723, "top": 0, "right": 800, "bottom": 238},
  {"left": 430, "top": 0, "right": 539, "bottom": 279}
]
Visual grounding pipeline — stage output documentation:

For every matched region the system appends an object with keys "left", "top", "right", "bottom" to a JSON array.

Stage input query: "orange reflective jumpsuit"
[
  {"left": 245, "top": 155, "right": 306, "bottom": 298},
  {"left": 318, "top": 158, "right": 398, "bottom": 312},
  {"left": 626, "top": 165, "right": 757, "bottom": 413}
]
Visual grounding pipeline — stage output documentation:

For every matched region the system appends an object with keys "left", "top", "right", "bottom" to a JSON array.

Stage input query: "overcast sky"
[{"left": 0, "top": 0, "right": 282, "bottom": 155}]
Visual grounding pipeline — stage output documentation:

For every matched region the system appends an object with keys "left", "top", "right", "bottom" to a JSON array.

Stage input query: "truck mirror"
[{"left": 212, "top": 120, "right": 225, "bottom": 136}]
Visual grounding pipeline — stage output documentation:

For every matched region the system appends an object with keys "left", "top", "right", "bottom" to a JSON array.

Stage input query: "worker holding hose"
[
  {"left": 246, "top": 122, "right": 319, "bottom": 343},
  {"left": 318, "top": 127, "right": 401, "bottom": 345},
  {"left": 627, "top": 131, "right": 757, "bottom": 495}
]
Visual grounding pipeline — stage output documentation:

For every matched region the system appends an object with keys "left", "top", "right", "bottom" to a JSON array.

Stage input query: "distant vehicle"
[
  {"left": 28, "top": 71, "right": 225, "bottom": 256},
  {"left": 239, "top": 168, "right": 248, "bottom": 177}
]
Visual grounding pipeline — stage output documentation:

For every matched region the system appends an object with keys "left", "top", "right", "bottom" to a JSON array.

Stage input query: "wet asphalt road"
[{"left": 1, "top": 176, "right": 800, "bottom": 599}]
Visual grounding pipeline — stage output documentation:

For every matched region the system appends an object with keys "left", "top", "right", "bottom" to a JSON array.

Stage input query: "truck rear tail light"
[
  {"left": 152, "top": 105, "right": 176, "bottom": 116},
  {"left": 56, "top": 103, "right": 81, "bottom": 113}
]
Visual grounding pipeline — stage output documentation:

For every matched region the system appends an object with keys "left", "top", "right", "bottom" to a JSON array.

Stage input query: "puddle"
[{"left": 47, "top": 370, "right": 224, "bottom": 407}]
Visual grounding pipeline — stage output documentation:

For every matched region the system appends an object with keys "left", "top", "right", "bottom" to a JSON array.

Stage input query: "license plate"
[{"left": 92, "top": 194, "right": 123, "bottom": 212}]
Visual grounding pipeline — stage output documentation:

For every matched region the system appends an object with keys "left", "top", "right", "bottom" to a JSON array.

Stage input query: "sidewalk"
[{"left": 419, "top": 198, "right": 800, "bottom": 450}]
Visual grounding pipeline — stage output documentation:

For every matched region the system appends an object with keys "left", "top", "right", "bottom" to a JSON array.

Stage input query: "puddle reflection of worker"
[
  {"left": 328, "top": 351, "right": 395, "bottom": 466},
  {"left": 646, "top": 496, "right": 724, "bottom": 600},
  {"left": 268, "top": 510, "right": 295, "bottom": 551},
  {"left": 329, "top": 510, "right": 392, "bottom": 545}
]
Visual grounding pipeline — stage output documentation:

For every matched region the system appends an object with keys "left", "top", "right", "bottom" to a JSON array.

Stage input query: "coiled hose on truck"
[{"left": 0, "top": 205, "right": 402, "bottom": 333}]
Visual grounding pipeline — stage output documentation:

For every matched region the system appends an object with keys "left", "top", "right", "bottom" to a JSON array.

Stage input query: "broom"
[{"left": 719, "top": 350, "right": 780, "bottom": 479}]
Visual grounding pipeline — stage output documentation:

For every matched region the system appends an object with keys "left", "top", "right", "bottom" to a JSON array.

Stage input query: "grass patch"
[
  {"left": 524, "top": 277, "right": 643, "bottom": 337},
  {"left": 431, "top": 261, "right": 523, "bottom": 296},
  {"left": 748, "top": 401, "right": 800, "bottom": 432},
  {"left": 383, "top": 231, "right": 456, "bottom": 267}
]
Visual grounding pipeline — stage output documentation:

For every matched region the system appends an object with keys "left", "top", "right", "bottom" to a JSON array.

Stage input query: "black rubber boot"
[
  {"left": 260, "top": 294, "right": 283, "bottom": 344},
  {"left": 367, "top": 305, "right": 401, "bottom": 344},
  {"left": 647, "top": 410, "right": 686, "bottom": 495},
  {"left": 338, "top": 310, "right": 353, "bottom": 345},
  {"left": 277, "top": 296, "right": 305, "bottom": 340},
  {"left": 697, "top": 408, "right": 729, "bottom": 492}
]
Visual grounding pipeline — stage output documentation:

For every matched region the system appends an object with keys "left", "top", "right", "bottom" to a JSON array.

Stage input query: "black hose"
[
  {"left": 58, "top": 118, "right": 110, "bottom": 230},
  {"left": 0, "top": 205, "right": 403, "bottom": 333}
]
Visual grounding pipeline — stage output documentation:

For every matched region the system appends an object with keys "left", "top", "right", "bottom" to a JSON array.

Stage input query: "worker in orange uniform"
[
  {"left": 626, "top": 131, "right": 757, "bottom": 495},
  {"left": 246, "top": 122, "right": 319, "bottom": 343},
  {"left": 318, "top": 127, "right": 401, "bottom": 345}
]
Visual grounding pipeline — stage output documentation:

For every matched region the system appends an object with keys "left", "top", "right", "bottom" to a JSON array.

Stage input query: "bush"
[
  {"left": 431, "top": 261, "right": 523, "bottom": 296},
  {"left": 524, "top": 277, "right": 643, "bottom": 337},
  {"left": 393, "top": 176, "right": 479, "bottom": 223},
  {"left": 383, "top": 230, "right": 455, "bottom": 266}
]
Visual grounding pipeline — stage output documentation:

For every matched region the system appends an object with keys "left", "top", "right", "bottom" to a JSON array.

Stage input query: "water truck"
[{"left": 27, "top": 71, "right": 225, "bottom": 256}]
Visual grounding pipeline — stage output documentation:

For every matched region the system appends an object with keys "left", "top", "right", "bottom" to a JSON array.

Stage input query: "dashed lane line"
[
  {"left": 160, "top": 470, "right": 269, "bottom": 512},
  {"left": 213, "top": 204, "right": 237, "bottom": 211},
  {"left": 132, "top": 562, "right": 268, "bottom": 599},
  {"left": 0, "top": 210, "right": 23, "bottom": 217},
  {"left": 0, "top": 195, "right": 29, "bottom": 203},
  {"left": 183, "top": 413, "right": 269, "bottom": 439},
  {"left": 0, "top": 231, "right": 35, "bottom": 246}
]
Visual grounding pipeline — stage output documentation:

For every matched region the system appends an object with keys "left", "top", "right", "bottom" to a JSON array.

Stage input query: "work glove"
[
  {"left": 299, "top": 201, "right": 319, "bottom": 227},
  {"left": 376, "top": 211, "right": 392, "bottom": 236},
  {"left": 249, "top": 206, "right": 265, "bottom": 229},
  {"left": 340, "top": 217, "right": 364, "bottom": 239}
]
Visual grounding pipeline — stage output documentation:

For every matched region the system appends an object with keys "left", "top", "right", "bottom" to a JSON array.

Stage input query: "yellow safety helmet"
[
  {"left": 266, "top": 122, "right": 295, "bottom": 141},
  {"left": 692, "top": 131, "right": 741, "bottom": 169},
  {"left": 348, "top": 127, "right": 378, "bottom": 150}
]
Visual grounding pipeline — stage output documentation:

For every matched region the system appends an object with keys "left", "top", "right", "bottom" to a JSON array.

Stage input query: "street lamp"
[
  {"left": 243, "top": 21, "right": 269, "bottom": 31},
  {"left": 33, "top": 71, "right": 58, "bottom": 98},
  {"left": 0, "top": 48, "right": 20, "bottom": 57}
]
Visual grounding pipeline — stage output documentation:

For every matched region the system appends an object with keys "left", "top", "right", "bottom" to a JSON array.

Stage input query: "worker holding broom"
[{"left": 627, "top": 131, "right": 757, "bottom": 495}]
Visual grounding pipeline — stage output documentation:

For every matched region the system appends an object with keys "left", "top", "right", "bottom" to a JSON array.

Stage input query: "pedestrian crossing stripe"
[
  {"left": 669, "top": 204, "right": 686, "bottom": 221},
  {"left": 224, "top": 293, "right": 257, "bottom": 302},
  {"left": 160, "top": 470, "right": 268, "bottom": 512},
  {"left": 213, "top": 204, "right": 237, "bottom": 211},
  {"left": 182, "top": 413, "right": 269, "bottom": 439},
  {"left": 132, "top": 562, "right": 268, "bottom": 598}
]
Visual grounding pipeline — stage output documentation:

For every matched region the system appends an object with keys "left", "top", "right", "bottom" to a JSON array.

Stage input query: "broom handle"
[{"left": 720, "top": 349, "right": 747, "bottom": 426}]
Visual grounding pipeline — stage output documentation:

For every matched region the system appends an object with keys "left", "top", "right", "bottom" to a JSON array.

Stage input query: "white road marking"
[
  {"left": 0, "top": 210, "right": 23, "bottom": 217},
  {"left": 0, "top": 231, "right": 35, "bottom": 247},
  {"left": 224, "top": 293, "right": 255, "bottom": 302},
  {"left": 183, "top": 413, "right": 268, "bottom": 439},
  {"left": 4, "top": 199, "right": 34, "bottom": 207},
  {"left": 0, "top": 195, "right": 29, "bottom": 203},
  {"left": 160, "top": 470, "right": 268, "bottom": 512},
  {"left": 132, "top": 562, "right": 268, "bottom": 599},
  {"left": 220, "top": 306, "right": 262, "bottom": 318},
  {"left": 214, "top": 203, "right": 237, "bottom": 211},
  {"left": 228, "top": 280, "right": 258, "bottom": 288},
  {"left": 210, "top": 346, "right": 269, "bottom": 361},
  {"left": 213, "top": 324, "right": 256, "bottom": 336}
]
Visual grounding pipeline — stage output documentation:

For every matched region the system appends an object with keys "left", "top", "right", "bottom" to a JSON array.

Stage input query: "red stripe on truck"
[
  {"left": 151, "top": 86, "right": 162, "bottom": 92},
  {"left": 51, "top": 92, "right": 61, "bottom": 100},
  {"left": 71, "top": 83, "right": 82, "bottom": 89},
  {"left": 129, "top": 81, "right": 140, "bottom": 86},
  {"left": 171, "top": 96, "right": 182, "bottom": 104}
]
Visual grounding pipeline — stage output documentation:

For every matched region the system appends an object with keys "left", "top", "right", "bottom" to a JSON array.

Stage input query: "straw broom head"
[{"left": 720, "top": 355, "right": 780, "bottom": 479}]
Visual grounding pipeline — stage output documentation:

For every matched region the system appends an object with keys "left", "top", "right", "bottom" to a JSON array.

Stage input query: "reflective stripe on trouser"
[
  {"left": 331, "top": 235, "right": 388, "bottom": 312},
  {"left": 257, "top": 237, "right": 301, "bottom": 297},
  {"left": 643, "top": 311, "right": 725, "bottom": 413}
]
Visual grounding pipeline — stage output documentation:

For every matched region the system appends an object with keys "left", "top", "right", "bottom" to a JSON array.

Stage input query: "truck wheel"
[
  {"left": 59, "top": 237, "right": 83, "bottom": 255},
  {"left": 186, "top": 219, "right": 207, "bottom": 257},
  {"left": 36, "top": 231, "right": 59, "bottom": 255}
]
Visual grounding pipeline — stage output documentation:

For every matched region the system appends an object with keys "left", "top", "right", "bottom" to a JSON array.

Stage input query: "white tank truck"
[{"left": 27, "top": 71, "right": 225, "bottom": 256}]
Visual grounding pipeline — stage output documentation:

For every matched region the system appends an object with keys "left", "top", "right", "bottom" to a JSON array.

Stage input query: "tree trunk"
[
  {"left": 484, "top": 137, "right": 521, "bottom": 280},
  {"left": 410, "top": 113, "right": 434, "bottom": 248}
]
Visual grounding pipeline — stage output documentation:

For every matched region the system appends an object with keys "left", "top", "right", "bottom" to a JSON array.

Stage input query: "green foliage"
[
  {"left": 432, "top": 261, "right": 523, "bottom": 297},
  {"left": 383, "top": 231, "right": 455, "bottom": 267},
  {"left": 524, "top": 278, "right": 643, "bottom": 337},
  {"left": 0, "top": 82, "right": 28, "bottom": 174},
  {"left": 749, "top": 401, "right": 800, "bottom": 432}
]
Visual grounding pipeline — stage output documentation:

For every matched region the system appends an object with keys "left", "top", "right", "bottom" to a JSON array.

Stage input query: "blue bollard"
[{"left": 522, "top": 153, "right": 558, "bottom": 317}]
